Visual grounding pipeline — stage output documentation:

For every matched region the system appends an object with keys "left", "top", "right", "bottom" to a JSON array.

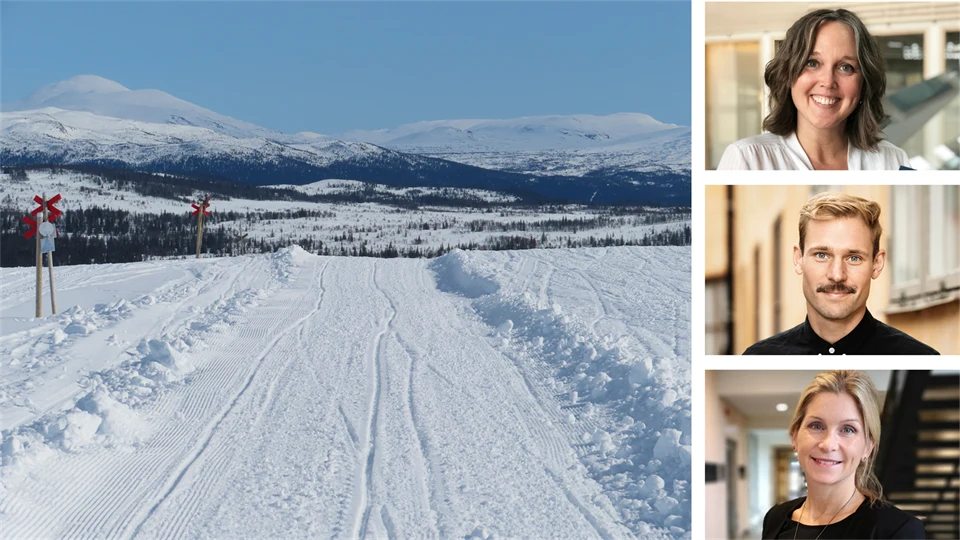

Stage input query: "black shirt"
[
  {"left": 743, "top": 309, "right": 939, "bottom": 355},
  {"left": 763, "top": 497, "right": 926, "bottom": 539}
]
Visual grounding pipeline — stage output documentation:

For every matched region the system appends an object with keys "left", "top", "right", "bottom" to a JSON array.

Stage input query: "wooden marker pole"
[
  {"left": 195, "top": 196, "right": 207, "bottom": 259},
  {"left": 35, "top": 195, "right": 43, "bottom": 318},
  {"left": 45, "top": 200, "right": 57, "bottom": 314}
]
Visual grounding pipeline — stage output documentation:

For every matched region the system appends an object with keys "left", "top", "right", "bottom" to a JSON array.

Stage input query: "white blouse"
[{"left": 717, "top": 132, "right": 910, "bottom": 170}]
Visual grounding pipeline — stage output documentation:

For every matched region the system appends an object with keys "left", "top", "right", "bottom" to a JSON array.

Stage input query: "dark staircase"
[{"left": 877, "top": 371, "right": 960, "bottom": 540}]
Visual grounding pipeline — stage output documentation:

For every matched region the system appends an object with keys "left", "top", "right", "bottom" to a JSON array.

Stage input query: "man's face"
[{"left": 795, "top": 216, "right": 884, "bottom": 326}]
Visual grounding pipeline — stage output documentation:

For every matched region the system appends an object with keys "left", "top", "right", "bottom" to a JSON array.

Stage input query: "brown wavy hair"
[
  {"left": 762, "top": 9, "right": 888, "bottom": 150},
  {"left": 790, "top": 370, "right": 884, "bottom": 505}
]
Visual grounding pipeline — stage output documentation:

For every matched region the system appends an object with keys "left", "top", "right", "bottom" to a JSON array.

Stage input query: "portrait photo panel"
[
  {"left": 704, "top": 2, "right": 960, "bottom": 171},
  {"left": 705, "top": 369, "right": 960, "bottom": 540},
  {"left": 704, "top": 184, "right": 960, "bottom": 356}
]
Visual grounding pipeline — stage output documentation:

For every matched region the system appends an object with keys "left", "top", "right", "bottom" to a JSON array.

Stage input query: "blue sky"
[{"left": 1, "top": 2, "right": 691, "bottom": 134}]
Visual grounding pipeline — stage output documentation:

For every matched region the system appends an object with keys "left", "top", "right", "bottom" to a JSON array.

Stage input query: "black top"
[
  {"left": 743, "top": 309, "right": 939, "bottom": 355},
  {"left": 762, "top": 497, "right": 927, "bottom": 539}
]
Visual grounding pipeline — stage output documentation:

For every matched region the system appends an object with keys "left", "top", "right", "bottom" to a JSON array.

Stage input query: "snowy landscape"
[
  {"left": 1, "top": 168, "right": 690, "bottom": 265},
  {"left": 0, "top": 76, "right": 691, "bottom": 207},
  {"left": 1, "top": 74, "right": 692, "bottom": 538},
  {"left": 1, "top": 247, "right": 691, "bottom": 538}
]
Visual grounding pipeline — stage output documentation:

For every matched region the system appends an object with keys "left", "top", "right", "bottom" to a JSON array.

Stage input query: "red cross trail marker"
[
  {"left": 191, "top": 195, "right": 212, "bottom": 258},
  {"left": 46, "top": 194, "right": 62, "bottom": 221},
  {"left": 27, "top": 194, "right": 62, "bottom": 317},
  {"left": 23, "top": 216, "right": 38, "bottom": 239}
]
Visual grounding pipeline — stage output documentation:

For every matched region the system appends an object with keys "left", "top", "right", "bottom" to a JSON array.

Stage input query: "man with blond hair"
[{"left": 744, "top": 192, "right": 938, "bottom": 355}]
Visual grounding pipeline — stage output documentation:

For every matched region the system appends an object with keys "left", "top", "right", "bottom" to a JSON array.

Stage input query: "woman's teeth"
[{"left": 813, "top": 96, "right": 838, "bottom": 105}]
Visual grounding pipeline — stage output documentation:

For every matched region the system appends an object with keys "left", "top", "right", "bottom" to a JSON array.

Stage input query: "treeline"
[
  {"left": 1, "top": 165, "right": 521, "bottom": 210},
  {"left": 463, "top": 214, "right": 689, "bottom": 233},
  {"left": 1, "top": 200, "right": 691, "bottom": 266}
]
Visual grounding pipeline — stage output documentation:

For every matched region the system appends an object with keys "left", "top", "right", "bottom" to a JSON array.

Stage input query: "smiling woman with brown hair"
[
  {"left": 718, "top": 9, "right": 909, "bottom": 170},
  {"left": 761, "top": 371, "right": 925, "bottom": 539}
]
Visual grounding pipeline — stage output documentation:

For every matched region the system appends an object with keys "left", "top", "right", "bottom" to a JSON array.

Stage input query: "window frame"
[{"left": 888, "top": 185, "right": 960, "bottom": 313}]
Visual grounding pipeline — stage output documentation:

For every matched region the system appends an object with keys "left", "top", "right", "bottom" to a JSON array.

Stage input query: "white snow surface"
[{"left": 1, "top": 246, "right": 691, "bottom": 538}]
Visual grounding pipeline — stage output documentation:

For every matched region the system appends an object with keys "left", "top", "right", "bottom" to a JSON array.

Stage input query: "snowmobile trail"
[{"left": 1, "top": 246, "right": 690, "bottom": 539}]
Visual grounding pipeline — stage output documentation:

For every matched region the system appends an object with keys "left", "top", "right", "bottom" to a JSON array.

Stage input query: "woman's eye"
[
  {"left": 806, "top": 59, "right": 819, "bottom": 68},
  {"left": 809, "top": 422, "right": 824, "bottom": 430},
  {"left": 839, "top": 64, "right": 857, "bottom": 73},
  {"left": 842, "top": 426, "right": 857, "bottom": 435}
]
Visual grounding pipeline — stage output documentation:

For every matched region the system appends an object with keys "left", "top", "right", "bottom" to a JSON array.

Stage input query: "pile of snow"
[
  {"left": 430, "top": 249, "right": 500, "bottom": 298},
  {"left": 270, "top": 245, "right": 313, "bottom": 282},
  {"left": 1, "top": 255, "right": 293, "bottom": 470},
  {"left": 429, "top": 248, "right": 691, "bottom": 537},
  {"left": 139, "top": 338, "right": 195, "bottom": 382}
]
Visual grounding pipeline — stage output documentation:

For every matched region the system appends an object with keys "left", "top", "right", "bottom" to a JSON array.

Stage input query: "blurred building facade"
[
  {"left": 705, "top": 2, "right": 960, "bottom": 169},
  {"left": 704, "top": 185, "right": 959, "bottom": 355}
]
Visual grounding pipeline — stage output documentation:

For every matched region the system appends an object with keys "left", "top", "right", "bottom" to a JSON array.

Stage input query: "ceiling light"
[{"left": 776, "top": 403, "right": 789, "bottom": 412}]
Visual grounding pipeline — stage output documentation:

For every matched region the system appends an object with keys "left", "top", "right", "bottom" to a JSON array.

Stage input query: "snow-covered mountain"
[
  {"left": 337, "top": 113, "right": 691, "bottom": 176},
  {"left": 1, "top": 76, "right": 690, "bottom": 205},
  {"left": 337, "top": 113, "right": 684, "bottom": 152},
  {"left": 1, "top": 108, "right": 378, "bottom": 166},
  {"left": 3, "top": 75, "right": 283, "bottom": 141}
]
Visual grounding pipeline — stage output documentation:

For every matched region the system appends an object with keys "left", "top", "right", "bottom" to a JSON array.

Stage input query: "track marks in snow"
[
  {"left": 546, "top": 466, "right": 615, "bottom": 540},
  {"left": 126, "top": 259, "right": 328, "bottom": 539},
  {"left": 339, "top": 404, "right": 360, "bottom": 450},
  {"left": 352, "top": 263, "right": 397, "bottom": 540}
]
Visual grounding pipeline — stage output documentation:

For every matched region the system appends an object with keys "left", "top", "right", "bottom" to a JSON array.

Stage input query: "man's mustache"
[{"left": 817, "top": 283, "right": 857, "bottom": 294}]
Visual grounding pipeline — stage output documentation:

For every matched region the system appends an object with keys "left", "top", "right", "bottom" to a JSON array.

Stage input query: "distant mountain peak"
[
  {"left": 25, "top": 75, "right": 131, "bottom": 103},
  {"left": 337, "top": 112, "right": 686, "bottom": 153},
  {"left": 5, "top": 75, "right": 278, "bottom": 140}
]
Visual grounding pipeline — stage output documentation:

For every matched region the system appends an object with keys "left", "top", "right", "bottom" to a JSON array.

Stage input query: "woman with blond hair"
[{"left": 762, "top": 371, "right": 925, "bottom": 539}]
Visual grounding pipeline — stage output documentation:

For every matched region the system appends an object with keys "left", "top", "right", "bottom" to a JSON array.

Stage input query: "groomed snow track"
[{"left": 1, "top": 246, "right": 690, "bottom": 539}]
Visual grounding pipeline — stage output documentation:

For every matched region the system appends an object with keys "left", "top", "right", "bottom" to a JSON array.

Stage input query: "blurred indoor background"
[
  {"left": 705, "top": 2, "right": 960, "bottom": 170},
  {"left": 705, "top": 370, "right": 960, "bottom": 539},
  {"left": 704, "top": 185, "right": 960, "bottom": 355}
]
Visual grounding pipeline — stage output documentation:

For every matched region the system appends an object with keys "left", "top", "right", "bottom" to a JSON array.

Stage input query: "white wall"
[
  {"left": 748, "top": 428, "right": 792, "bottom": 533},
  {"left": 705, "top": 371, "right": 728, "bottom": 539}
]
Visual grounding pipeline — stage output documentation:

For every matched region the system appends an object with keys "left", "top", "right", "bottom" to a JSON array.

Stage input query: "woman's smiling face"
[
  {"left": 791, "top": 21, "right": 863, "bottom": 134},
  {"left": 792, "top": 391, "right": 873, "bottom": 489}
]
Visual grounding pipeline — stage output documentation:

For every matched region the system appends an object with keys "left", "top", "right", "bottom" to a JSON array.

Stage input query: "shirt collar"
[
  {"left": 799, "top": 309, "right": 877, "bottom": 355},
  {"left": 785, "top": 131, "right": 861, "bottom": 170}
]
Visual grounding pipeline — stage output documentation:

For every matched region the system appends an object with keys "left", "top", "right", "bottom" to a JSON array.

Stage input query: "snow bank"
[
  {"left": 2, "top": 255, "right": 289, "bottom": 471},
  {"left": 270, "top": 245, "right": 313, "bottom": 282},
  {"left": 429, "top": 250, "right": 500, "bottom": 298},
  {"left": 139, "top": 339, "right": 195, "bottom": 382},
  {"left": 430, "top": 248, "right": 691, "bottom": 538}
]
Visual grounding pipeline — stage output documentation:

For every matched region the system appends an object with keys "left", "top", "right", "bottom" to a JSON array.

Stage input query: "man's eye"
[
  {"left": 849, "top": 255, "right": 862, "bottom": 263},
  {"left": 815, "top": 253, "right": 828, "bottom": 259}
]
